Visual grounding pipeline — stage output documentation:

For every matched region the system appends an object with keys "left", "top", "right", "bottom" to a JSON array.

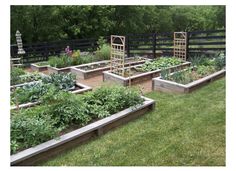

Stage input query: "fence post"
[
  {"left": 126, "top": 35, "right": 130, "bottom": 57},
  {"left": 44, "top": 42, "right": 49, "bottom": 61},
  {"left": 153, "top": 33, "right": 157, "bottom": 58}
]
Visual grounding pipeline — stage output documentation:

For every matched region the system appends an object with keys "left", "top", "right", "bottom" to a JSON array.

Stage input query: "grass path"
[{"left": 42, "top": 78, "right": 225, "bottom": 166}]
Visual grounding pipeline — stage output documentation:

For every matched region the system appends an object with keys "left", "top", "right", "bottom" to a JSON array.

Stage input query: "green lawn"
[{"left": 42, "top": 78, "right": 225, "bottom": 166}]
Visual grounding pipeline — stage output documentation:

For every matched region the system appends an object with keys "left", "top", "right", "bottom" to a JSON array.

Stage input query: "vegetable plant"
[
  {"left": 11, "top": 85, "right": 144, "bottom": 154},
  {"left": 42, "top": 73, "right": 76, "bottom": 90},
  {"left": 11, "top": 82, "right": 53, "bottom": 105},
  {"left": 138, "top": 57, "right": 182, "bottom": 72},
  {"left": 11, "top": 69, "right": 43, "bottom": 86},
  {"left": 10, "top": 67, "right": 26, "bottom": 85},
  {"left": 48, "top": 56, "right": 72, "bottom": 68}
]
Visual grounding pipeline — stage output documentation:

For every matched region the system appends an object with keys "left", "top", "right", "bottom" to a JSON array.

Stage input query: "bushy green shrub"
[
  {"left": 83, "top": 86, "right": 144, "bottom": 115},
  {"left": 48, "top": 52, "right": 101, "bottom": 67},
  {"left": 189, "top": 55, "right": 214, "bottom": 67},
  {"left": 71, "top": 50, "right": 81, "bottom": 65},
  {"left": 11, "top": 108, "right": 60, "bottom": 154},
  {"left": 43, "top": 91, "right": 91, "bottom": 128},
  {"left": 79, "top": 54, "right": 97, "bottom": 64},
  {"left": 214, "top": 53, "right": 225, "bottom": 70},
  {"left": 189, "top": 54, "right": 225, "bottom": 70},
  {"left": 95, "top": 39, "right": 111, "bottom": 60},
  {"left": 11, "top": 67, "right": 26, "bottom": 85},
  {"left": 196, "top": 65, "right": 216, "bottom": 76},
  {"left": 48, "top": 56, "right": 72, "bottom": 68},
  {"left": 97, "top": 36, "right": 107, "bottom": 48}
]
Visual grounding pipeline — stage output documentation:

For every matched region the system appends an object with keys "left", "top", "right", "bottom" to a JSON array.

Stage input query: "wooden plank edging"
[
  {"left": 152, "top": 69, "right": 226, "bottom": 93},
  {"left": 103, "top": 61, "right": 191, "bottom": 86}
]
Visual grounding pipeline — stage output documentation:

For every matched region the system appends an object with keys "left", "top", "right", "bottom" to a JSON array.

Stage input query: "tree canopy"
[{"left": 11, "top": 5, "right": 225, "bottom": 44}]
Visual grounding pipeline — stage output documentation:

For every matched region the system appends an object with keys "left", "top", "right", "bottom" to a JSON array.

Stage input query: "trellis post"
[
  {"left": 173, "top": 32, "right": 187, "bottom": 61},
  {"left": 110, "top": 35, "right": 126, "bottom": 77}
]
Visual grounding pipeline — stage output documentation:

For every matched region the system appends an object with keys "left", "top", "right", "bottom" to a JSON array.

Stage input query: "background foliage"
[{"left": 11, "top": 6, "right": 225, "bottom": 44}]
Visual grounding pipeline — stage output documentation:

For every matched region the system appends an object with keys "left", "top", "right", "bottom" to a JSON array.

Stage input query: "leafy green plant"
[
  {"left": 79, "top": 54, "right": 97, "bottom": 64},
  {"left": 214, "top": 53, "right": 225, "bottom": 70},
  {"left": 11, "top": 69, "right": 43, "bottom": 86},
  {"left": 11, "top": 82, "right": 53, "bottom": 105},
  {"left": 165, "top": 65, "right": 216, "bottom": 84},
  {"left": 42, "top": 73, "right": 76, "bottom": 90},
  {"left": 95, "top": 43, "right": 111, "bottom": 60},
  {"left": 139, "top": 57, "right": 182, "bottom": 72},
  {"left": 44, "top": 92, "right": 91, "bottom": 128},
  {"left": 196, "top": 65, "right": 216, "bottom": 76},
  {"left": 11, "top": 67, "right": 26, "bottom": 85},
  {"left": 189, "top": 55, "right": 209, "bottom": 67},
  {"left": 71, "top": 50, "right": 81, "bottom": 65},
  {"left": 83, "top": 86, "right": 144, "bottom": 115},
  {"left": 10, "top": 140, "right": 19, "bottom": 154},
  {"left": 160, "top": 68, "right": 170, "bottom": 80},
  {"left": 11, "top": 110, "right": 60, "bottom": 154},
  {"left": 97, "top": 37, "right": 107, "bottom": 49},
  {"left": 20, "top": 72, "right": 42, "bottom": 83},
  {"left": 48, "top": 56, "right": 72, "bottom": 68}
]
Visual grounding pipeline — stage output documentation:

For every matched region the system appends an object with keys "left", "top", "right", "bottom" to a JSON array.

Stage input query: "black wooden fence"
[
  {"left": 11, "top": 30, "right": 225, "bottom": 64},
  {"left": 127, "top": 29, "right": 225, "bottom": 58}
]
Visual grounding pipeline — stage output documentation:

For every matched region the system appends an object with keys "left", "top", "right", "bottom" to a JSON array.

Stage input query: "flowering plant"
[{"left": 65, "top": 46, "right": 73, "bottom": 56}]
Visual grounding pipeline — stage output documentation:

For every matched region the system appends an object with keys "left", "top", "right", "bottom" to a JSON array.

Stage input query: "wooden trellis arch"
[
  {"left": 110, "top": 35, "right": 126, "bottom": 76},
  {"left": 173, "top": 32, "right": 187, "bottom": 61}
]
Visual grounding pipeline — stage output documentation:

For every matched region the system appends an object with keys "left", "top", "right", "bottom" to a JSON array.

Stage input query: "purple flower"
[{"left": 65, "top": 46, "right": 72, "bottom": 56}]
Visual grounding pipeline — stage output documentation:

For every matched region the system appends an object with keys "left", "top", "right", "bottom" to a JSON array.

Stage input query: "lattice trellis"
[
  {"left": 11, "top": 30, "right": 25, "bottom": 67},
  {"left": 110, "top": 35, "right": 126, "bottom": 76},
  {"left": 173, "top": 32, "right": 187, "bottom": 61}
]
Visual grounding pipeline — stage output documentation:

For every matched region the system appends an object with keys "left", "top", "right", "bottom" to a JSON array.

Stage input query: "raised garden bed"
[
  {"left": 10, "top": 72, "right": 46, "bottom": 89},
  {"left": 71, "top": 57, "right": 150, "bottom": 79},
  {"left": 103, "top": 61, "right": 191, "bottom": 86},
  {"left": 30, "top": 62, "right": 49, "bottom": 72},
  {"left": 47, "top": 65, "right": 73, "bottom": 74},
  {"left": 152, "top": 68, "right": 226, "bottom": 93},
  {"left": 10, "top": 82, "right": 92, "bottom": 110},
  {"left": 11, "top": 66, "right": 46, "bottom": 88},
  {"left": 11, "top": 96, "right": 155, "bottom": 166}
]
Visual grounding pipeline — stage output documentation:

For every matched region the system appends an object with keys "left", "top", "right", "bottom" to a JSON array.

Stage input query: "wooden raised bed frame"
[
  {"left": 30, "top": 63, "right": 49, "bottom": 72},
  {"left": 11, "top": 96, "right": 155, "bottom": 166},
  {"left": 47, "top": 66, "right": 72, "bottom": 74},
  {"left": 103, "top": 61, "right": 191, "bottom": 86},
  {"left": 10, "top": 82, "right": 92, "bottom": 110},
  {"left": 70, "top": 57, "right": 150, "bottom": 79},
  {"left": 152, "top": 69, "right": 226, "bottom": 93}
]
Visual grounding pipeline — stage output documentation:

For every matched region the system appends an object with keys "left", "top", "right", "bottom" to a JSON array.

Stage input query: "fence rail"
[{"left": 11, "top": 30, "right": 225, "bottom": 64}]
